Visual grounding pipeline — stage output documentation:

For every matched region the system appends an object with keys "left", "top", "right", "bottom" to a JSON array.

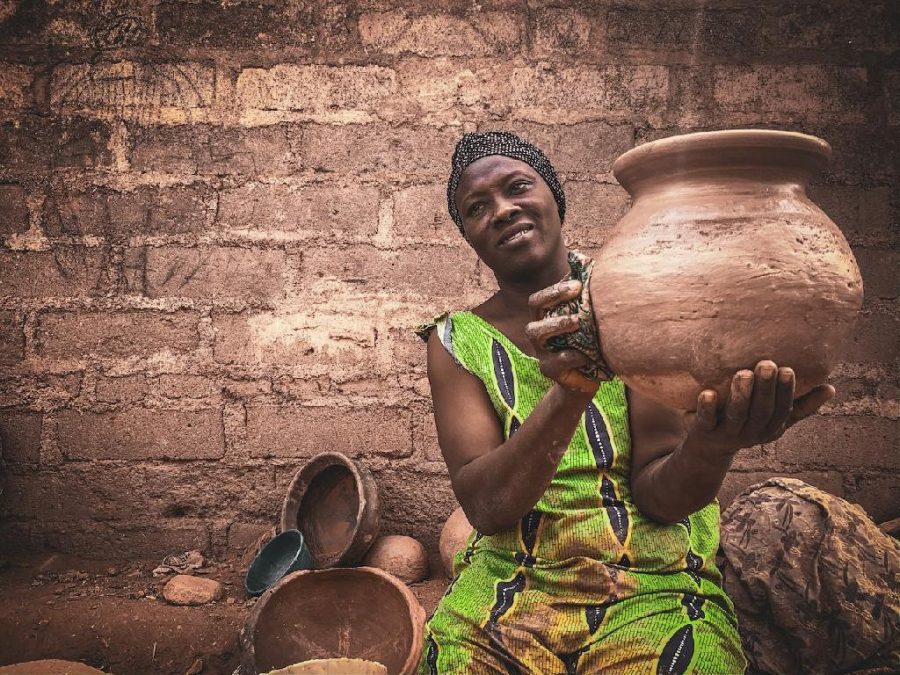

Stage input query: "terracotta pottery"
[
  {"left": 265, "top": 658, "right": 387, "bottom": 674},
  {"left": 362, "top": 535, "right": 429, "bottom": 584},
  {"left": 0, "top": 661, "right": 106, "bottom": 674},
  {"left": 585, "top": 129, "right": 863, "bottom": 410},
  {"left": 241, "top": 567, "right": 426, "bottom": 675},
  {"left": 439, "top": 507, "right": 473, "bottom": 577},
  {"left": 280, "top": 452, "right": 380, "bottom": 568}
]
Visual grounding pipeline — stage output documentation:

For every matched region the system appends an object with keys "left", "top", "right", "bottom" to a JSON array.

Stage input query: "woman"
[{"left": 417, "top": 132, "right": 834, "bottom": 674}]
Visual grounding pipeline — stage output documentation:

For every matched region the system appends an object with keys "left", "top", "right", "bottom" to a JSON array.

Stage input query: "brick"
[
  {"left": 0, "top": 410, "right": 41, "bottom": 463},
  {"left": 851, "top": 248, "right": 898, "bottom": 300},
  {"left": 59, "top": 408, "right": 224, "bottom": 460},
  {"left": 359, "top": 11, "right": 522, "bottom": 57},
  {"left": 28, "top": 521, "right": 212, "bottom": 560},
  {"left": 0, "top": 183, "right": 28, "bottom": 234},
  {"left": 129, "top": 124, "right": 296, "bottom": 176},
  {"left": 2, "top": 463, "right": 272, "bottom": 521},
  {"left": 809, "top": 186, "right": 893, "bottom": 246},
  {"left": 393, "top": 184, "right": 461, "bottom": 243},
  {"left": 0, "top": 311, "right": 23, "bottom": 364},
  {"left": 0, "top": 119, "right": 49, "bottom": 174},
  {"left": 0, "top": 63, "right": 33, "bottom": 110},
  {"left": 157, "top": 374, "right": 218, "bottom": 399},
  {"left": 300, "top": 244, "right": 479, "bottom": 298},
  {"left": 842, "top": 311, "right": 899, "bottom": 364},
  {"left": 397, "top": 61, "right": 669, "bottom": 125},
  {"left": 719, "top": 470, "right": 844, "bottom": 509},
  {"left": 50, "top": 62, "right": 215, "bottom": 121},
  {"left": 713, "top": 66, "right": 867, "bottom": 124},
  {"left": 0, "top": 249, "right": 104, "bottom": 297},
  {"left": 217, "top": 183, "right": 379, "bottom": 235},
  {"left": 371, "top": 467, "right": 457, "bottom": 551},
  {"left": 415, "top": 412, "right": 442, "bottom": 463},
  {"left": 212, "top": 310, "right": 377, "bottom": 368},
  {"left": 760, "top": 3, "right": 896, "bottom": 54},
  {"left": 774, "top": 416, "right": 898, "bottom": 469},
  {"left": 95, "top": 375, "right": 147, "bottom": 404},
  {"left": 36, "top": 311, "right": 199, "bottom": 359},
  {"left": 847, "top": 476, "right": 899, "bottom": 523},
  {"left": 822, "top": 126, "right": 899, "bottom": 182},
  {"left": 297, "top": 124, "right": 457, "bottom": 179},
  {"left": 563, "top": 182, "right": 630, "bottom": 247},
  {"left": 530, "top": 9, "right": 600, "bottom": 60},
  {"left": 134, "top": 246, "right": 286, "bottom": 301},
  {"left": 0, "top": 373, "right": 83, "bottom": 409},
  {"left": 235, "top": 64, "right": 396, "bottom": 122},
  {"left": 887, "top": 70, "right": 900, "bottom": 127},
  {"left": 52, "top": 118, "right": 113, "bottom": 169},
  {"left": 508, "top": 123, "right": 634, "bottom": 176},
  {"left": 44, "top": 183, "right": 216, "bottom": 237},
  {"left": 388, "top": 326, "right": 429, "bottom": 372},
  {"left": 107, "top": 184, "right": 215, "bottom": 236},
  {"left": 155, "top": 0, "right": 317, "bottom": 49},
  {"left": 246, "top": 404, "right": 412, "bottom": 458},
  {"left": 607, "top": 8, "right": 763, "bottom": 57}
]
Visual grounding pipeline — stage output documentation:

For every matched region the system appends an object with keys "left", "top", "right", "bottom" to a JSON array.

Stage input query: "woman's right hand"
[{"left": 526, "top": 280, "right": 599, "bottom": 395}]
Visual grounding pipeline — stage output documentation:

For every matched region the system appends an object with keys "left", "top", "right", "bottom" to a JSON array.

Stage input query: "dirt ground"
[{"left": 0, "top": 552, "right": 449, "bottom": 675}]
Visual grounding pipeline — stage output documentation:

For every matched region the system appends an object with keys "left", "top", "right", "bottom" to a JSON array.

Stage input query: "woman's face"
[{"left": 455, "top": 155, "right": 564, "bottom": 280}]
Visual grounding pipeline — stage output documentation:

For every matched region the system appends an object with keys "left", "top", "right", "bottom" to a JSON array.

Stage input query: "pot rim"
[{"left": 612, "top": 129, "right": 832, "bottom": 195}]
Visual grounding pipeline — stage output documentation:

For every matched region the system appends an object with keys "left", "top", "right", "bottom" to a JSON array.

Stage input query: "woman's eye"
[
  {"left": 468, "top": 202, "right": 484, "bottom": 216},
  {"left": 511, "top": 180, "right": 531, "bottom": 193}
]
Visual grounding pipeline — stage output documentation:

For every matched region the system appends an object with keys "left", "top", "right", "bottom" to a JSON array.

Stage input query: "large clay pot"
[
  {"left": 280, "top": 452, "right": 380, "bottom": 568},
  {"left": 585, "top": 129, "right": 863, "bottom": 410},
  {"left": 241, "top": 567, "right": 425, "bottom": 675}
]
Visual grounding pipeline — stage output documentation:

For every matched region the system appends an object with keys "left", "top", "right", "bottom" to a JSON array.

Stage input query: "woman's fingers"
[
  {"left": 694, "top": 390, "right": 719, "bottom": 433},
  {"left": 722, "top": 370, "right": 753, "bottom": 435},
  {"left": 528, "top": 280, "right": 581, "bottom": 321},
  {"left": 764, "top": 367, "right": 795, "bottom": 438},
  {"left": 524, "top": 314, "right": 580, "bottom": 347},
  {"left": 745, "top": 360, "right": 778, "bottom": 435},
  {"left": 788, "top": 384, "right": 835, "bottom": 428}
]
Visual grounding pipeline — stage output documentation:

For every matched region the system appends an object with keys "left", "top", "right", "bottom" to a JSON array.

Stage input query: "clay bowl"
[
  {"left": 241, "top": 567, "right": 426, "bottom": 675},
  {"left": 280, "top": 452, "right": 380, "bottom": 568}
]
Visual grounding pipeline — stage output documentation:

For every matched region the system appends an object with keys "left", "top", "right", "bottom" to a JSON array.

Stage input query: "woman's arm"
[
  {"left": 629, "top": 361, "right": 835, "bottom": 524},
  {"left": 427, "top": 280, "right": 596, "bottom": 535}
]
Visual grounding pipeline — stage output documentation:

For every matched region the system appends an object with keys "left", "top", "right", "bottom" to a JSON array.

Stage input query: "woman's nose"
[{"left": 491, "top": 196, "right": 520, "bottom": 225}]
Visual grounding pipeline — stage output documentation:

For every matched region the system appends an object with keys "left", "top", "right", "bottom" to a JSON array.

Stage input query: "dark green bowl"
[{"left": 245, "top": 529, "right": 313, "bottom": 597}]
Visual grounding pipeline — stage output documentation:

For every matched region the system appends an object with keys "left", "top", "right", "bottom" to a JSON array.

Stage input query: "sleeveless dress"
[{"left": 418, "top": 310, "right": 747, "bottom": 675}]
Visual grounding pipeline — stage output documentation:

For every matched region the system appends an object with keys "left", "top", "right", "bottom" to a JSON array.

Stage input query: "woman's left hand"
[{"left": 683, "top": 360, "right": 835, "bottom": 458}]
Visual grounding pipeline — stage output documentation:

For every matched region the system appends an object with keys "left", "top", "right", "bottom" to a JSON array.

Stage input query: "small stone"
[
  {"left": 184, "top": 657, "right": 204, "bottom": 675},
  {"left": 225, "top": 597, "right": 235, "bottom": 604},
  {"left": 162, "top": 575, "right": 223, "bottom": 606}
]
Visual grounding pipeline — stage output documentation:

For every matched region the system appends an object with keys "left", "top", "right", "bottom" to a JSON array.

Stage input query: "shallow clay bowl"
[
  {"left": 241, "top": 567, "right": 425, "bottom": 675},
  {"left": 280, "top": 452, "right": 380, "bottom": 568}
]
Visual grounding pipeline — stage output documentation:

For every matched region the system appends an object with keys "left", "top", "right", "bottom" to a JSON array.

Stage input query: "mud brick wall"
[{"left": 0, "top": 1, "right": 897, "bottom": 560}]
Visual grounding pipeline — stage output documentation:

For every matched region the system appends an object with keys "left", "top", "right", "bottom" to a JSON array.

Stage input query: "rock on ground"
[{"left": 162, "top": 575, "right": 223, "bottom": 606}]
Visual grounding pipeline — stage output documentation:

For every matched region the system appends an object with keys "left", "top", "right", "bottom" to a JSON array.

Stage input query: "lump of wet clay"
[
  {"left": 162, "top": 574, "right": 223, "bottom": 605},
  {"left": 265, "top": 659, "right": 387, "bottom": 674}
]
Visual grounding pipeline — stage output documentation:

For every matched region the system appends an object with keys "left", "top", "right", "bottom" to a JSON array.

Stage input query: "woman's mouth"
[{"left": 497, "top": 224, "right": 534, "bottom": 247}]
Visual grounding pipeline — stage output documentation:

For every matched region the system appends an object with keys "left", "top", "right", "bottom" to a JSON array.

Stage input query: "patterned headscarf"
[{"left": 446, "top": 131, "right": 566, "bottom": 235}]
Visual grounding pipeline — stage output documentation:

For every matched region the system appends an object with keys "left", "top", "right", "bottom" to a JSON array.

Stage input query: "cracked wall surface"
[{"left": 0, "top": 0, "right": 897, "bottom": 559}]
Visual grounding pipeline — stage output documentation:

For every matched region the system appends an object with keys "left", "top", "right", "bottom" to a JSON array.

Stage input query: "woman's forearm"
[
  {"left": 453, "top": 384, "right": 594, "bottom": 535},
  {"left": 632, "top": 437, "right": 736, "bottom": 524}
]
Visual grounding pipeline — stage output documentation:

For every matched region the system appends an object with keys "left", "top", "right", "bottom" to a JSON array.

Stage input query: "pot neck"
[{"left": 613, "top": 130, "right": 831, "bottom": 200}]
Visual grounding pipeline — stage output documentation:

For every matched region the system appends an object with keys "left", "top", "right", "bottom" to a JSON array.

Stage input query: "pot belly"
[{"left": 591, "top": 214, "right": 863, "bottom": 410}]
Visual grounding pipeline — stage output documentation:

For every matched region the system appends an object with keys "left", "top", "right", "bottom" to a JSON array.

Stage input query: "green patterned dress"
[{"left": 418, "top": 311, "right": 747, "bottom": 675}]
